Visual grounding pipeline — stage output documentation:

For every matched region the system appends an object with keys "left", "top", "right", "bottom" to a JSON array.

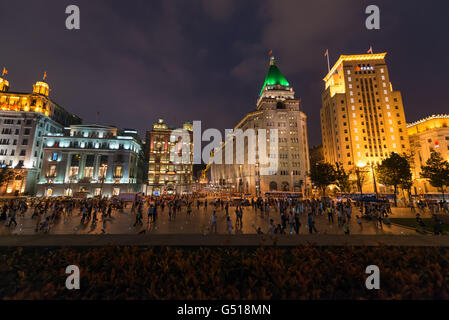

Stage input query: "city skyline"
[{"left": 0, "top": 0, "right": 448, "bottom": 147}]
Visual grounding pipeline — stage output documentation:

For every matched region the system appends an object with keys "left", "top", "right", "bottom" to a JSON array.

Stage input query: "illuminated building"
[
  {"left": 36, "top": 125, "right": 145, "bottom": 198},
  {"left": 408, "top": 114, "right": 449, "bottom": 194},
  {"left": 320, "top": 52, "right": 410, "bottom": 193},
  {"left": 0, "top": 74, "right": 81, "bottom": 195},
  {"left": 146, "top": 119, "right": 194, "bottom": 196},
  {"left": 211, "top": 56, "right": 310, "bottom": 196}
]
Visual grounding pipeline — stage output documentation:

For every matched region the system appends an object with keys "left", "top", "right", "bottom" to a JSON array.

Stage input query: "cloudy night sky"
[{"left": 0, "top": 0, "right": 448, "bottom": 147}]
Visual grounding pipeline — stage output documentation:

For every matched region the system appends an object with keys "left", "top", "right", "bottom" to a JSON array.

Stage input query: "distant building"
[
  {"left": 408, "top": 114, "right": 449, "bottom": 194},
  {"left": 146, "top": 119, "right": 193, "bottom": 196},
  {"left": 320, "top": 52, "right": 410, "bottom": 193},
  {"left": 36, "top": 124, "right": 144, "bottom": 198},
  {"left": 0, "top": 75, "right": 81, "bottom": 195},
  {"left": 211, "top": 56, "right": 310, "bottom": 196}
]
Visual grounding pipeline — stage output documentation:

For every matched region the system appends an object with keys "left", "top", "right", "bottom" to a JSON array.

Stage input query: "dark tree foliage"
[
  {"left": 376, "top": 152, "right": 412, "bottom": 206},
  {"left": 421, "top": 150, "right": 449, "bottom": 199}
]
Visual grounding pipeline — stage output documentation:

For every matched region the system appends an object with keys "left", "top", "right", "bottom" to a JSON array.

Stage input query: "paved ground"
[{"left": 0, "top": 204, "right": 427, "bottom": 236}]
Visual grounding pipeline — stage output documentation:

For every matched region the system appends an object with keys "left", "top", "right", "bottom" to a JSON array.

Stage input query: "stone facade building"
[
  {"left": 408, "top": 114, "right": 449, "bottom": 195},
  {"left": 36, "top": 125, "right": 144, "bottom": 198},
  {"left": 0, "top": 75, "right": 81, "bottom": 195},
  {"left": 320, "top": 52, "right": 410, "bottom": 193},
  {"left": 146, "top": 119, "right": 193, "bottom": 196},
  {"left": 211, "top": 56, "right": 310, "bottom": 197}
]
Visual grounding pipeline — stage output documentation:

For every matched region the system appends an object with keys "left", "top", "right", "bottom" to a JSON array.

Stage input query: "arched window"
[
  {"left": 269, "top": 181, "right": 278, "bottom": 191},
  {"left": 281, "top": 181, "right": 289, "bottom": 191},
  {"left": 276, "top": 101, "right": 286, "bottom": 109}
]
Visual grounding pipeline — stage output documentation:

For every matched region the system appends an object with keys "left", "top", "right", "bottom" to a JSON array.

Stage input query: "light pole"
[
  {"left": 371, "top": 162, "right": 379, "bottom": 198},
  {"left": 99, "top": 164, "right": 107, "bottom": 198},
  {"left": 356, "top": 162, "right": 367, "bottom": 198}
]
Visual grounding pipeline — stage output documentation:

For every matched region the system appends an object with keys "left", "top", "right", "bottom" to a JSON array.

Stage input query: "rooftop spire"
[{"left": 259, "top": 56, "right": 290, "bottom": 97}]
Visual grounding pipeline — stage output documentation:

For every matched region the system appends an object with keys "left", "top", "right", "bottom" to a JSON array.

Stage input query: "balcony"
[{"left": 79, "top": 177, "right": 92, "bottom": 184}]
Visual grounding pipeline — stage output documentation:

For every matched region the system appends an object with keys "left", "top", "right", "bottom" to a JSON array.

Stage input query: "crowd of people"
[{"left": 0, "top": 194, "right": 447, "bottom": 235}]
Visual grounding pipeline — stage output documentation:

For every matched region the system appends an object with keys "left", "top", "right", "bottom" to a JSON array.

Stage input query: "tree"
[
  {"left": 0, "top": 167, "right": 15, "bottom": 194},
  {"left": 376, "top": 152, "right": 412, "bottom": 206},
  {"left": 308, "top": 163, "right": 336, "bottom": 198},
  {"left": 334, "top": 162, "right": 351, "bottom": 193},
  {"left": 420, "top": 150, "right": 449, "bottom": 200},
  {"left": 350, "top": 167, "right": 368, "bottom": 196}
]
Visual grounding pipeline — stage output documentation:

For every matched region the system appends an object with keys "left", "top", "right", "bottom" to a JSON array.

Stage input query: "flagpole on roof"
[{"left": 324, "top": 49, "right": 330, "bottom": 72}]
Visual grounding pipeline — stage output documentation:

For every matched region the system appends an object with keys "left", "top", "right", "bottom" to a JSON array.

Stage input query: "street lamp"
[
  {"left": 356, "top": 161, "right": 367, "bottom": 197},
  {"left": 99, "top": 164, "right": 107, "bottom": 198},
  {"left": 370, "top": 162, "right": 379, "bottom": 198}
]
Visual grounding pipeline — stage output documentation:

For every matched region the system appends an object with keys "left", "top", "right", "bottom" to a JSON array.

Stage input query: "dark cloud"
[{"left": 0, "top": 0, "right": 448, "bottom": 147}]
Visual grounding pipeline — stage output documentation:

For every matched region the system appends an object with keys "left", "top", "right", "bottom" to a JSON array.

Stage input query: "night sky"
[{"left": 1, "top": 0, "right": 448, "bottom": 147}]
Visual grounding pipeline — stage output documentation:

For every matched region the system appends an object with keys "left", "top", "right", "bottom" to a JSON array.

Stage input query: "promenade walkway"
[{"left": 0, "top": 205, "right": 420, "bottom": 236}]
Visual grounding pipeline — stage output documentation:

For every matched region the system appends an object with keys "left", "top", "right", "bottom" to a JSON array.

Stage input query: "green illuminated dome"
[{"left": 259, "top": 56, "right": 290, "bottom": 96}]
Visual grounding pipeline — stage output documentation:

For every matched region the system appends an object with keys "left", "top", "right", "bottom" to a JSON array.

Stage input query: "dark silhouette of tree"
[
  {"left": 421, "top": 150, "right": 449, "bottom": 200},
  {"left": 308, "top": 163, "right": 336, "bottom": 198},
  {"left": 334, "top": 162, "right": 351, "bottom": 193},
  {"left": 376, "top": 152, "right": 412, "bottom": 206}
]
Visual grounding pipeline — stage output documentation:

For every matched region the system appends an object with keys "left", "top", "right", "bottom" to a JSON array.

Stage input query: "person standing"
[
  {"left": 147, "top": 204, "right": 153, "bottom": 223},
  {"left": 356, "top": 215, "right": 363, "bottom": 231},
  {"left": 153, "top": 204, "right": 158, "bottom": 222},
  {"left": 294, "top": 212, "right": 301, "bottom": 234},
  {"left": 308, "top": 213, "right": 318, "bottom": 234},
  {"left": 168, "top": 203, "right": 172, "bottom": 221},
  {"left": 288, "top": 211, "right": 295, "bottom": 234},
  {"left": 327, "top": 205, "right": 333, "bottom": 224},
  {"left": 187, "top": 202, "right": 192, "bottom": 217},
  {"left": 268, "top": 219, "right": 275, "bottom": 234},
  {"left": 226, "top": 216, "right": 233, "bottom": 234},
  {"left": 7, "top": 205, "right": 18, "bottom": 227},
  {"left": 210, "top": 210, "right": 217, "bottom": 233},
  {"left": 343, "top": 221, "right": 350, "bottom": 235}
]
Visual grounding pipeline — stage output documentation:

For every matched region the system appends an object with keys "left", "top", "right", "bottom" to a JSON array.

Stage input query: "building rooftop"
[
  {"left": 259, "top": 56, "right": 290, "bottom": 97},
  {"left": 324, "top": 52, "right": 387, "bottom": 82},
  {"left": 407, "top": 114, "right": 449, "bottom": 128}
]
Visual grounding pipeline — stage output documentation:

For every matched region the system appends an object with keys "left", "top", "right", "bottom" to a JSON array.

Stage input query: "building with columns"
[
  {"left": 146, "top": 119, "right": 194, "bottom": 196},
  {"left": 36, "top": 125, "right": 145, "bottom": 198},
  {"left": 320, "top": 52, "right": 410, "bottom": 193},
  {"left": 211, "top": 56, "right": 310, "bottom": 197},
  {"left": 408, "top": 114, "right": 449, "bottom": 195},
  {"left": 0, "top": 74, "right": 81, "bottom": 195}
]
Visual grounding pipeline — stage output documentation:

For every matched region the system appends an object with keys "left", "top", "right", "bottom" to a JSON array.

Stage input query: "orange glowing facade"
[
  {"left": 320, "top": 53, "right": 410, "bottom": 193},
  {"left": 145, "top": 119, "right": 194, "bottom": 196},
  {"left": 0, "top": 75, "right": 81, "bottom": 195},
  {"left": 408, "top": 115, "right": 449, "bottom": 194}
]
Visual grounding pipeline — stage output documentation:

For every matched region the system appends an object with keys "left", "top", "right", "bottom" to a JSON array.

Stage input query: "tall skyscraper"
[
  {"left": 211, "top": 56, "right": 310, "bottom": 196},
  {"left": 320, "top": 52, "right": 410, "bottom": 193}
]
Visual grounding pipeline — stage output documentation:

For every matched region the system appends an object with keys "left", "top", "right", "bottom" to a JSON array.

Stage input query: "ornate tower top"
[
  {"left": 259, "top": 56, "right": 291, "bottom": 97},
  {"left": 33, "top": 81, "right": 50, "bottom": 96},
  {"left": 0, "top": 77, "right": 9, "bottom": 92}
]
